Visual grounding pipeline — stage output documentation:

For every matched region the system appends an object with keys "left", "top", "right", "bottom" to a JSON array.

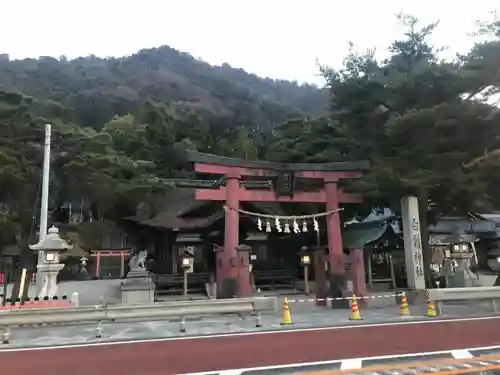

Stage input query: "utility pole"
[{"left": 36, "top": 124, "right": 51, "bottom": 293}]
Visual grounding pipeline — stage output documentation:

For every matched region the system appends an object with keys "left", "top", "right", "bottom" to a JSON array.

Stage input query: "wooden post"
[
  {"left": 95, "top": 252, "right": 101, "bottom": 279},
  {"left": 183, "top": 269, "right": 188, "bottom": 296},
  {"left": 1, "top": 270, "right": 9, "bottom": 306},
  {"left": 389, "top": 253, "right": 397, "bottom": 289},
  {"left": 366, "top": 250, "right": 372, "bottom": 289},
  {"left": 304, "top": 264, "right": 310, "bottom": 295},
  {"left": 18, "top": 268, "right": 27, "bottom": 305},
  {"left": 120, "top": 252, "right": 125, "bottom": 277}
]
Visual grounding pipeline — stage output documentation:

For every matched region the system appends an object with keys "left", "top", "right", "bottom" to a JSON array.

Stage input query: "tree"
[
  {"left": 264, "top": 14, "right": 500, "bottom": 286},
  {"left": 0, "top": 90, "right": 47, "bottom": 297},
  {"left": 0, "top": 90, "right": 169, "bottom": 283},
  {"left": 320, "top": 14, "right": 500, "bottom": 286},
  {"left": 228, "top": 126, "right": 258, "bottom": 160},
  {"left": 266, "top": 116, "right": 345, "bottom": 163}
]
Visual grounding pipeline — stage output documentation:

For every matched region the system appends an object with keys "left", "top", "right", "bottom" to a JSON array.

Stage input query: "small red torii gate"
[{"left": 186, "top": 151, "right": 370, "bottom": 306}]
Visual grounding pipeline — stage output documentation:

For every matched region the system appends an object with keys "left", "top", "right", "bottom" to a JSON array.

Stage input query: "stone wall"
[{"left": 2, "top": 279, "right": 122, "bottom": 305}]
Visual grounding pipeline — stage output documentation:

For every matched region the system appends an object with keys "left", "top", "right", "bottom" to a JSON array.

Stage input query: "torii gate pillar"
[
  {"left": 325, "top": 180, "right": 348, "bottom": 307},
  {"left": 218, "top": 171, "right": 253, "bottom": 297}
]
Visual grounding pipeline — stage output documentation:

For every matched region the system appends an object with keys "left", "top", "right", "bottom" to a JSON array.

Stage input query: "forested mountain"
[{"left": 0, "top": 46, "right": 327, "bottom": 128}]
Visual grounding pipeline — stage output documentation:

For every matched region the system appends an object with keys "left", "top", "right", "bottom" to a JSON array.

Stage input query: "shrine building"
[{"left": 126, "top": 151, "right": 370, "bottom": 304}]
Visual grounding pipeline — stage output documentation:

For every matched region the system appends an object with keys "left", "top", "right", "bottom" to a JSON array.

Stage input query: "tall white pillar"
[
  {"left": 401, "top": 196, "right": 426, "bottom": 290},
  {"left": 36, "top": 124, "right": 51, "bottom": 292}
]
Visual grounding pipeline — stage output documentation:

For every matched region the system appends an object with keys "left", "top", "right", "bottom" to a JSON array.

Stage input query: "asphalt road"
[{"left": 2, "top": 316, "right": 500, "bottom": 375}]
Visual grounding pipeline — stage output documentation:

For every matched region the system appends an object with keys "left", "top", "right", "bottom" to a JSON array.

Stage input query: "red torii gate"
[{"left": 185, "top": 151, "right": 370, "bottom": 306}]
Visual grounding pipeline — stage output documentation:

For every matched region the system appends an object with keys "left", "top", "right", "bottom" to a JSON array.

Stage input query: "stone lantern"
[
  {"left": 443, "top": 229, "right": 479, "bottom": 287},
  {"left": 300, "top": 246, "right": 312, "bottom": 295},
  {"left": 30, "top": 225, "right": 72, "bottom": 298}
]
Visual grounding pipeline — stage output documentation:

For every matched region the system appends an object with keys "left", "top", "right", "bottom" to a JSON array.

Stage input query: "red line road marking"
[{"left": 2, "top": 318, "right": 500, "bottom": 375}]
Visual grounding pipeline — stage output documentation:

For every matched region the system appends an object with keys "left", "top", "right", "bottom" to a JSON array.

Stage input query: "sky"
[{"left": 1, "top": 0, "right": 499, "bottom": 85}]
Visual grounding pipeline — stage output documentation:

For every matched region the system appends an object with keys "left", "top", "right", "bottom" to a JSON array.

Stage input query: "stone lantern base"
[{"left": 37, "top": 263, "right": 65, "bottom": 298}]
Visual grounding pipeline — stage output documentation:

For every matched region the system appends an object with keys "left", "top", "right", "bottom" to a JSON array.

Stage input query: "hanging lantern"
[
  {"left": 284, "top": 221, "right": 290, "bottom": 233},
  {"left": 275, "top": 217, "right": 282, "bottom": 232},
  {"left": 265, "top": 220, "right": 272, "bottom": 233},
  {"left": 293, "top": 219, "right": 300, "bottom": 233},
  {"left": 302, "top": 220, "right": 308, "bottom": 232},
  {"left": 257, "top": 217, "right": 262, "bottom": 231},
  {"left": 313, "top": 217, "right": 319, "bottom": 232}
]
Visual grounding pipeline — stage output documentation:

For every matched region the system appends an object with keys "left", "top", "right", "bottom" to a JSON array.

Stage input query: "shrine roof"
[
  {"left": 125, "top": 188, "right": 284, "bottom": 229},
  {"left": 342, "top": 216, "right": 399, "bottom": 249},
  {"left": 140, "top": 211, "right": 224, "bottom": 229},
  {"left": 428, "top": 218, "right": 496, "bottom": 234},
  {"left": 124, "top": 188, "right": 201, "bottom": 229},
  {"left": 185, "top": 151, "right": 370, "bottom": 172}
]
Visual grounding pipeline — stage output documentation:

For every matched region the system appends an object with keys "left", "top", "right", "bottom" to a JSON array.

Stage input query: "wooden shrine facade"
[{"left": 182, "top": 151, "right": 370, "bottom": 303}]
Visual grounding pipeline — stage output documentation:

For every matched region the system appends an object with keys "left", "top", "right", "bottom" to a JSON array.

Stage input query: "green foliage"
[
  {"left": 0, "top": 92, "right": 47, "bottom": 277},
  {"left": 269, "top": 14, "right": 500, "bottom": 217},
  {"left": 265, "top": 117, "right": 344, "bottom": 163},
  {"left": 0, "top": 91, "right": 169, "bottom": 256}
]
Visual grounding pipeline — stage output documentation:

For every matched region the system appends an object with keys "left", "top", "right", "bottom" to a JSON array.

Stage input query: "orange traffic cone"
[
  {"left": 400, "top": 294, "right": 410, "bottom": 316},
  {"left": 350, "top": 294, "right": 363, "bottom": 320},
  {"left": 427, "top": 299, "right": 436, "bottom": 317},
  {"left": 281, "top": 297, "right": 293, "bottom": 325}
]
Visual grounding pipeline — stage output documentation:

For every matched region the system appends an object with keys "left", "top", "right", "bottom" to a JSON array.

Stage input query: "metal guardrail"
[
  {"left": 427, "top": 286, "right": 500, "bottom": 315},
  {"left": 0, "top": 296, "right": 277, "bottom": 344}
]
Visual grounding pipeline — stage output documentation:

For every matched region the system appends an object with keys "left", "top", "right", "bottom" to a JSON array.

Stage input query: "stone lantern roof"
[{"left": 29, "top": 225, "right": 73, "bottom": 251}]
